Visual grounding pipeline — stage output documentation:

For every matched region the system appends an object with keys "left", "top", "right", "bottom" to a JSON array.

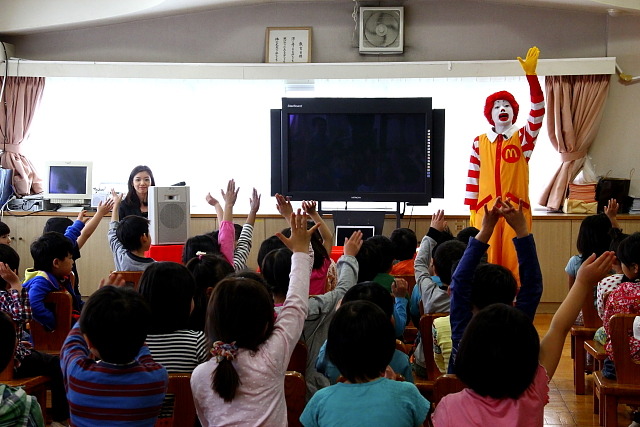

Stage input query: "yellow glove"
[{"left": 517, "top": 46, "right": 540, "bottom": 75}]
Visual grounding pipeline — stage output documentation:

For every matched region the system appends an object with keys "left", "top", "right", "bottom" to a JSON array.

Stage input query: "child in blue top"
[
  {"left": 301, "top": 300, "right": 429, "bottom": 427},
  {"left": 316, "top": 281, "right": 414, "bottom": 383},
  {"left": 23, "top": 219, "right": 85, "bottom": 330},
  {"left": 448, "top": 197, "right": 543, "bottom": 372}
]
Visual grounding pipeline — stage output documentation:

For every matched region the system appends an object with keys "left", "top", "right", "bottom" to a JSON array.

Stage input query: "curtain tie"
[
  {"left": 1, "top": 144, "right": 22, "bottom": 154},
  {"left": 560, "top": 151, "right": 585, "bottom": 162}
]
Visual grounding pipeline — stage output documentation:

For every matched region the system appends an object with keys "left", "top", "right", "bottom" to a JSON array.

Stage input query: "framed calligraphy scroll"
[{"left": 265, "top": 27, "right": 312, "bottom": 63}]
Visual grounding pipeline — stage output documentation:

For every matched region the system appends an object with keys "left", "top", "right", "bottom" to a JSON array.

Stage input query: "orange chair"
[
  {"left": 154, "top": 373, "right": 197, "bottom": 427},
  {"left": 287, "top": 340, "right": 308, "bottom": 374},
  {"left": 112, "top": 270, "right": 144, "bottom": 290},
  {"left": 413, "top": 313, "right": 448, "bottom": 401},
  {"left": 0, "top": 344, "right": 51, "bottom": 422},
  {"left": 284, "top": 371, "right": 306, "bottom": 427},
  {"left": 571, "top": 285, "right": 602, "bottom": 394},
  {"left": 593, "top": 313, "right": 640, "bottom": 427},
  {"left": 433, "top": 374, "right": 466, "bottom": 405},
  {"left": 30, "top": 291, "right": 73, "bottom": 354}
]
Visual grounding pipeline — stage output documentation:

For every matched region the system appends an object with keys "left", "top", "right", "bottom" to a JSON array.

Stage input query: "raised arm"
[
  {"left": 539, "top": 251, "right": 615, "bottom": 379},
  {"left": 77, "top": 198, "right": 115, "bottom": 249},
  {"left": 302, "top": 200, "right": 333, "bottom": 255},
  {"left": 605, "top": 198, "right": 621, "bottom": 230},
  {"left": 517, "top": 46, "right": 545, "bottom": 159},
  {"left": 213, "top": 179, "right": 238, "bottom": 265},
  {"left": 233, "top": 188, "right": 260, "bottom": 270},
  {"left": 448, "top": 199, "right": 501, "bottom": 372},
  {"left": 500, "top": 199, "right": 543, "bottom": 320},
  {"left": 275, "top": 193, "right": 294, "bottom": 226}
]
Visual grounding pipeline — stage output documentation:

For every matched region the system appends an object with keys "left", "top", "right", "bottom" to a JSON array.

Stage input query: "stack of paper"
[{"left": 567, "top": 183, "right": 597, "bottom": 203}]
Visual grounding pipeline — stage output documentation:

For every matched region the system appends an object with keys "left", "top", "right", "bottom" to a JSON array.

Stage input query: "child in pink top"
[
  {"left": 190, "top": 210, "right": 317, "bottom": 426},
  {"left": 432, "top": 210, "right": 616, "bottom": 426}
]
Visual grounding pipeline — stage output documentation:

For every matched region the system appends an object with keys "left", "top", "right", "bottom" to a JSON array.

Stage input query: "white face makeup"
[{"left": 491, "top": 99, "right": 514, "bottom": 126}]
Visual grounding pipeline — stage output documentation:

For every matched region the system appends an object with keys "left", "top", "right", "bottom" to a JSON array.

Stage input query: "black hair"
[
  {"left": 355, "top": 240, "right": 382, "bottom": 283},
  {"left": 207, "top": 277, "right": 275, "bottom": 402},
  {"left": 367, "top": 235, "right": 395, "bottom": 273},
  {"left": 232, "top": 270, "right": 270, "bottom": 291},
  {"left": 470, "top": 263, "right": 517, "bottom": 310},
  {"left": 123, "top": 165, "right": 155, "bottom": 207},
  {"left": 0, "top": 311, "right": 15, "bottom": 371},
  {"left": 257, "top": 236, "right": 286, "bottom": 270},
  {"left": 261, "top": 248, "right": 293, "bottom": 298},
  {"left": 182, "top": 234, "right": 220, "bottom": 264},
  {"left": 281, "top": 221, "right": 328, "bottom": 270},
  {"left": 185, "top": 254, "right": 234, "bottom": 331},
  {"left": 0, "top": 244, "right": 20, "bottom": 289},
  {"left": 576, "top": 214, "right": 612, "bottom": 261},
  {"left": 390, "top": 228, "right": 418, "bottom": 261},
  {"left": 43, "top": 217, "right": 73, "bottom": 234},
  {"left": 30, "top": 231, "right": 73, "bottom": 272},
  {"left": 80, "top": 286, "right": 151, "bottom": 364},
  {"left": 455, "top": 303, "right": 539, "bottom": 399},
  {"left": 0, "top": 220, "right": 10, "bottom": 236},
  {"left": 138, "top": 262, "right": 196, "bottom": 334},
  {"left": 327, "top": 300, "right": 395, "bottom": 383},
  {"left": 456, "top": 226, "right": 479, "bottom": 245},
  {"left": 616, "top": 232, "right": 640, "bottom": 272},
  {"left": 433, "top": 240, "right": 467, "bottom": 286},
  {"left": 342, "top": 281, "right": 393, "bottom": 318},
  {"left": 116, "top": 215, "right": 150, "bottom": 251}
]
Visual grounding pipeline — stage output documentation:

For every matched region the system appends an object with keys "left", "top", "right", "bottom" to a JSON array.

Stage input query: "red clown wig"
[{"left": 484, "top": 91, "right": 519, "bottom": 126}]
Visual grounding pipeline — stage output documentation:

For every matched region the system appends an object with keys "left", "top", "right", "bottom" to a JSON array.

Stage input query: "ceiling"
[{"left": 0, "top": 0, "right": 639, "bottom": 35}]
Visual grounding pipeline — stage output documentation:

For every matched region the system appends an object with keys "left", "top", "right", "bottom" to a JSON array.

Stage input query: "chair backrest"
[
  {"left": 608, "top": 313, "right": 640, "bottom": 384},
  {"left": 581, "top": 284, "right": 602, "bottom": 329},
  {"left": 434, "top": 374, "right": 466, "bottom": 405},
  {"left": 159, "top": 373, "right": 196, "bottom": 427},
  {"left": 284, "top": 371, "right": 306, "bottom": 427},
  {"left": 419, "top": 313, "right": 448, "bottom": 380},
  {"left": 112, "top": 270, "right": 144, "bottom": 290},
  {"left": 30, "top": 291, "right": 73, "bottom": 353},
  {"left": 287, "top": 340, "right": 308, "bottom": 374}
]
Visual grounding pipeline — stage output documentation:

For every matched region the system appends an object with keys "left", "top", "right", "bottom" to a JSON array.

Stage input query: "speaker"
[{"left": 148, "top": 186, "right": 190, "bottom": 245}]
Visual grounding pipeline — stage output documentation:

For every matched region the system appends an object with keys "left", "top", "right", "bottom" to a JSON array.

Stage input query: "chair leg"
[
  {"left": 574, "top": 336, "right": 586, "bottom": 394},
  {"left": 603, "top": 395, "right": 617, "bottom": 427},
  {"left": 592, "top": 385, "right": 598, "bottom": 415}
]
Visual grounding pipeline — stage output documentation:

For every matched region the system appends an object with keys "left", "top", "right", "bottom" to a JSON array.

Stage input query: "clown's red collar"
[{"left": 487, "top": 124, "right": 518, "bottom": 142}]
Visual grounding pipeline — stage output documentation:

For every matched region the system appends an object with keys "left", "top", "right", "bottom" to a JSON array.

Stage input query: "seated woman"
[{"left": 119, "top": 165, "right": 155, "bottom": 218}]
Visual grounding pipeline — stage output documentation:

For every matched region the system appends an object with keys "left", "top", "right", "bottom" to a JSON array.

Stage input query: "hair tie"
[
  {"left": 211, "top": 341, "right": 238, "bottom": 362},
  {"left": 196, "top": 251, "right": 207, "bottom": 260}
]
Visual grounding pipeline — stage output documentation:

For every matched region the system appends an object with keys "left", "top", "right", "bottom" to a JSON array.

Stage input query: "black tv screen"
[{"left": 272, "top": 97, "right": 444, "bottom": 204}]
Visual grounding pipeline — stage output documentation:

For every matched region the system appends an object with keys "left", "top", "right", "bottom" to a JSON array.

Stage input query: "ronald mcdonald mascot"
[{"left": 464, "top": 46, "right": 545, "bottom": 283}]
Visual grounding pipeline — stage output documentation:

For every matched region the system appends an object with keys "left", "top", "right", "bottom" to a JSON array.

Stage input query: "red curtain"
[
  {"left": 0, "top": 76, "right": 46, "bottom": 196},
  {"left": 538, "top": 75, "right": 610, "bottom": 211}
]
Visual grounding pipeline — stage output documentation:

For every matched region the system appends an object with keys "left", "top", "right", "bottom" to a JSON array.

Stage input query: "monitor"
[
  {"left": 43, "top": 161, "right": 93, "bottom": 205},
  {"left": 334, "top": 225, "right": 376, "bottom": 246}
]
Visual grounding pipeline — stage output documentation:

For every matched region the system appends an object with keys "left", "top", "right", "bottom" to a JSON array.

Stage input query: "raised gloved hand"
[{"left": 517, "top": 46, "right": 540, "bottom": 75}]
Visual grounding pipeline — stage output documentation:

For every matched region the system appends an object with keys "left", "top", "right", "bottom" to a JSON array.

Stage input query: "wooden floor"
[{"left": 535, "top": 314, "right": 635, "bottom": 427}]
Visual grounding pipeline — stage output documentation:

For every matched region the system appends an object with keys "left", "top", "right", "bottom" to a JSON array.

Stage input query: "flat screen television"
[
  {"left": 271, "top": 97, "right": 444, "bottom": 204},
  {"left": 43, "top": 161, "right": 93, "bottom": 205}
]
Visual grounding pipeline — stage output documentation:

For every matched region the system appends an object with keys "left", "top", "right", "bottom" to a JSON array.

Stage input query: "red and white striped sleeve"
[
  {"left": 519, "top": 74, "right": 545, "bottom": 162},
  {"left": 464, "top": 137, "right": 481, "bottom": 209}
]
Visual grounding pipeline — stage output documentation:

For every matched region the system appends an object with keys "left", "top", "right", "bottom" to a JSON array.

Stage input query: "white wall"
[{"left": 3, "top": 0, "right": 640, "bottom": 197}]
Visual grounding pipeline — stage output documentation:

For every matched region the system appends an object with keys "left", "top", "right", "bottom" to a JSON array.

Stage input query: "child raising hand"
[{"left": 190, "top": 209, "right": 318, "bottom": 426}]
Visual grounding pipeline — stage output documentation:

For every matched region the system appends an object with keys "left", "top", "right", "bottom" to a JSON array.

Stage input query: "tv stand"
[{"left": 319, "top": 201, "right": 405, "bottom": 235}]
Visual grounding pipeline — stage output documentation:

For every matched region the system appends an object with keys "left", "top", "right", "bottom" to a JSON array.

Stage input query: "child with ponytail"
[{"left": 190, "top": 210, "right": 317, "bottom": 426}]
